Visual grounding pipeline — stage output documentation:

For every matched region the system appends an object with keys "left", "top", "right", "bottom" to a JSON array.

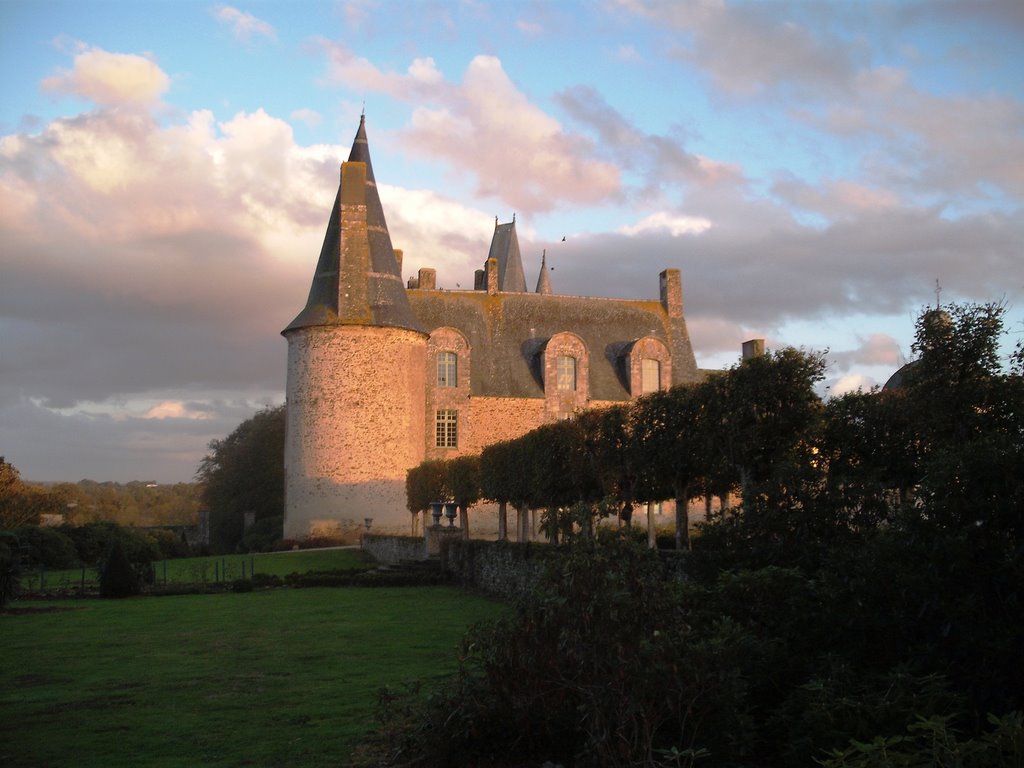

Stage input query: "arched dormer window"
[
  {"left": 542, "top": 332, "right": 588, "bottom": 420},
  {"left": 437, "top": 351, "right": 457, "bottom": 387},
  {"left": 628, "top": 336, "right": 671, "bottom": 397}
]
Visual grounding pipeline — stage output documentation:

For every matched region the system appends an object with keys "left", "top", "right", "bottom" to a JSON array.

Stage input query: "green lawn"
[
  {"left": 21, "top": 547, "right": 372, "bottom": 591},
  {"left": 0, "top": 587, "right": 505, "bottom": 767}
]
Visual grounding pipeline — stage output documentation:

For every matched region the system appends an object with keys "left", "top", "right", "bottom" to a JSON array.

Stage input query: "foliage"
[
  {"left": 240, "top": 515, "right": 283, "bottom": 552},
  {"left": 196, "top": 404, "right": 285, "bottom": 553},
  {"left": 445, "top": 454, "right": 480, "bottom": 533},
  {"left": 14, "top": 525, "right": 79, "bottom": 569},
  {"left": 405, "top": 459, "right": 448, "bottom": 513},
  {"left": 99, "top": 539, "right": 141, "bottom": 598},
  {"left": 0, "top": 532, "right": 20, "bottom": 607},
  {"left": 54, "top": 479, "right": 201, "bottom": 527},
  {"left": 59, "top": 521, "right": 162, "bottom": 566},
  {"left": 820, "top": 711, "right": 1024, "bottom": 768},
  {"left": 0, "top": 457, "right": 66, "bottom": 529}
]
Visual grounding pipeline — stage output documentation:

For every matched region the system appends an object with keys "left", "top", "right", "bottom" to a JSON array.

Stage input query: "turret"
[
  {"left": 282, "top": 116, "right": 427, "bottom": 538},
  {"left": 484, "top": 215, "right": 527, "bottom": 292},
  {"left": 535, "top": 249, "right": 552, "bottom": 295}
]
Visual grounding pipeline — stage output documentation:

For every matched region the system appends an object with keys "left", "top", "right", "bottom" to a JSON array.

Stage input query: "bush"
[
  {"left": 240, "top": 515, "right": 283, "bottom": 552},
  {"left": 0, "top": 535, "right": 20, "bottom": 607},
  {"left": 358, "top": 535, "right": 754, "bottom": 767},
  {"left": 60, "top": 521, "right": 161, "bottom": 566},
  {"left": 99, "top": 539, "right": 140, "bottom": 598},
  {"left": 15, "top": 526, "right": 79, "bottom": 569},
  {"left": 146, "top": 528, "right": 191, "bottom": 560}
]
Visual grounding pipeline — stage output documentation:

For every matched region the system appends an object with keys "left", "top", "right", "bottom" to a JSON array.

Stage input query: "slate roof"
[
  {"left": 408, "top": 290, "right": 701, "bottom": 401},
  {"left": 535, "top": 250, "right": 552, "bottom": 295},
  {"left": 284, "top": 115, "right": 423, "bottom": 335},
  {"left": 486, "top": 219, "right": 528, "bottom": 293}
]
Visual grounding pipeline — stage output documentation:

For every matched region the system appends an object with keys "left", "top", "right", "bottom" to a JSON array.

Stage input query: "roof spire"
[
  {"left": 284, "top": 117, "right": 422, "bottom": 334},
  {"left": 484, "top": 216, "right": 527, "bottom": 292},
  {"left": 535, "top": 249, "right": 553, "bottom": 295}
]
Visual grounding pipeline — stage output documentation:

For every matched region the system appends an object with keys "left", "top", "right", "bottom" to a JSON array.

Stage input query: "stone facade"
[{"left": 283, "top": 117, "right": 705, "bottom": 537}]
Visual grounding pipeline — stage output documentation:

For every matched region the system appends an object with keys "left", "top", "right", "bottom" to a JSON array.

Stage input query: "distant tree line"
[
  {"left": 359, "top": 301, "right": 1024, "bottom": 768},
  {"left": 0, "top": 458, "right": 201, "bottom": 530}
]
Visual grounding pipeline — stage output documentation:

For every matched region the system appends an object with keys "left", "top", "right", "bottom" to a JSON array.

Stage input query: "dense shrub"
[
  {"left": 240, "top": 515, "right": 283, "bottom": 552},
  {"left": 59, "top": 521, "right": 161, "bottom": 566},
  {"left": 15, "top": 526, "right": 79, "bottom": 569},
  {"left": 0, "top": 533, "right": 19, "bottom": 607},
  {"left": 146, "top": 528, "right": 191, "bottom": 559},
  {"left": 99, "top": 539, "right": 140, "bottom": 598}
]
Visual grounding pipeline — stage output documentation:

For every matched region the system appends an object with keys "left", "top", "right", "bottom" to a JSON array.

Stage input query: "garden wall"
[{"left": 361, "top": 534, "right": 425, "bottom": 564}]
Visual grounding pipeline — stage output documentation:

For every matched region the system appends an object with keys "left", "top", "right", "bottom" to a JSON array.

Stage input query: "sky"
[{"left": 1, "top": 0, "right": 1022, "bottom": 484}]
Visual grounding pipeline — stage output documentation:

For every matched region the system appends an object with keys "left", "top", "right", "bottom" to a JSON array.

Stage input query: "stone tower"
[{"left": 282, "top": 116, "right": 427, "bottom": 538}]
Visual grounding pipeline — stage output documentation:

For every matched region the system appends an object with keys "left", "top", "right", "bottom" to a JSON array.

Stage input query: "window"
[
  {"left": 437, "top": 351, "right": 457, "bottom": 387},
  {"left": 641, "top": 358, "right": 661, "bottom": 394},
  {"left": 557, "top": 355, "right": 576, "bottom": 391},
  {"left": 435, "top": 410, "right": 458, "bottom": 448}
]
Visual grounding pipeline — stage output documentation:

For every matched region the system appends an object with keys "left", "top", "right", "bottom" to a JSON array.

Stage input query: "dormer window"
[
  {"left": 437, "top": 351, "right": 458, "bottom": 387},
  {"left": 641, "top": 358, "right": 662, "bottom": 394},
  {"left": 557, "top": 355, "right": 577, "bottom": 391}
]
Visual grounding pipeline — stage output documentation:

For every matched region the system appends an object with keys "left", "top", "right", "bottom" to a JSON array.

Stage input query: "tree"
[
  {"left": 715, "top": 348, "right": 826, "bottom": 527},
  {"left": 196, "top": 405, "right": 285, "bottom": 553},
  {"left": 0, "top": 457, "right": 65, "bottom": 529},
  {"left": 406, "top": 459, "right": 449, "bottom": 532},
  {"left": 99, "top": 538, "right": 140, "bottom": 598},
  {"left": 904, "top": 302, "right": 1024, "bottom": 536},
  {"left": 447, "top": 455, "right": 481, "bottom": 538},
  {"left": 632, "top": 384, "right": 713, "bottom": 550}
]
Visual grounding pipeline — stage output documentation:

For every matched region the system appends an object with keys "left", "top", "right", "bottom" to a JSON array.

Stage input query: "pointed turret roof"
[
  {"left": 485, "top": 216, "right": 527, "bottom": 293},
  {"left": 284, "top": 116, "right": 423, "bottom": 334},
  {"left": 535, "top": 249, "right": 552, "bottom": 294}
]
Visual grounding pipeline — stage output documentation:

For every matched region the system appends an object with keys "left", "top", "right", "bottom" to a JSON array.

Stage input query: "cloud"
[
  {"left": 619, "top": 211, "right": 711, "bottom": 236},
  {"left": 213, "top": 5, "right": 277, "bottom": 42},
  {"left": 320, "top": 47, "right": 622, "bottom": 214},
  {"left": 617, "top": 0, "right": 863, "bottom": 99},
  {"left": 830, "top": 334, "right": 904, "bottom": 372},
  {"left": 290, "top": 108, "right": 322, "bottom": 127},
  {"left": 143, "top": 401, "right": 215, "bottom": 420},
  {"left": 42, "top": 47, "right": 170, "bottom": 107}
]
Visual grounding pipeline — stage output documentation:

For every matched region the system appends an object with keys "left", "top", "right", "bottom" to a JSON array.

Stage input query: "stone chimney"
[
  {"left": 659, "top": 269, "right": 682, "bottom": 318},
  {"left": 417, "top": 267, "right": 436, "bottom": 290},
  {"left": 742, "top": 339, "right": 765, "bottom": 360}
]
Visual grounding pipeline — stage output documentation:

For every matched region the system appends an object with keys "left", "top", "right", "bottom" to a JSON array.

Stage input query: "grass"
[
  {"left": 20, "top": 547, "right": 373, "bottom": 591},
  {"left": 0, "top": 586, "right": 506, "bottom": 767}
]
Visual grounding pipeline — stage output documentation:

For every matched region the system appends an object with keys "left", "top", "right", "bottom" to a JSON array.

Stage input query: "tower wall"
[{"left": 284, "top": 324, "right": 426, "bottom": 537}]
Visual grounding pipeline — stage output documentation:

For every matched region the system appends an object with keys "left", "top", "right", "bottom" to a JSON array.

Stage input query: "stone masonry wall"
[
  {"left": 362, "top": 534, "right": 425, "bottom": 564},
  {"left": 284, "top": 324, "right": 427, "bottom": 537},
  {"left": 440, "top": 539, "right": 552, "bottom": 599}
]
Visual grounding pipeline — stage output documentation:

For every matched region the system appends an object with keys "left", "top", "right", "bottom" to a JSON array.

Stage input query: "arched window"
[
  {"left": 437, "top": 351, "right": 457, "bottom": 387},
  {"left": 641, "top": 358, "right": 662, "bottom": 394},
  {"left": 557, "top": 355, "right": 577, "bottom": 391}
]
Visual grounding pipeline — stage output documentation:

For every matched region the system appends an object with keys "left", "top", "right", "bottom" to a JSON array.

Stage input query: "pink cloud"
[
  {"left": 42, "top": 47, "right": 170, "bottom": 107},
  {"left": 213, "top": 5, "right": 277, "bottom": 42}
]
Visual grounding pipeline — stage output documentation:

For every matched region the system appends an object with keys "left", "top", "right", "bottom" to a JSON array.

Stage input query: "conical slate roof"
[
  {"left": 284, "top": 116, "right": 423, "bottom": 334},
  {"left": 486, "top": 217, "right": 527, "bottom": 293},
  {"left": 535, "top": 249, "right": 552, "bottom": 294}
]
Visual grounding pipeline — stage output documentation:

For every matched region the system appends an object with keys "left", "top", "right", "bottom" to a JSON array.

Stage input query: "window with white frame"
[
  {"left": 437, "top": 351, "right": 458, "bottom": 387},
  {"left": 641, "top": 358, "right": 661, "bottom": 394},
  {"left": 556, "top": 355, "right": 577, "bottom": 391},
  {"left": 435, "top": 410, "right": 458, "bottom": 448}
]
